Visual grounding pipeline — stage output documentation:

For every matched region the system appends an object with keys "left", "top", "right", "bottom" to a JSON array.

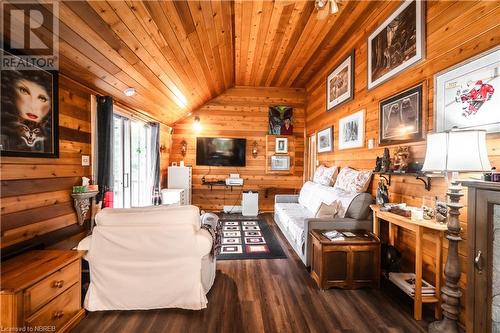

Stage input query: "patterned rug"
[{"left": 216, "top": 218, "right": 287, "bottom": 260}]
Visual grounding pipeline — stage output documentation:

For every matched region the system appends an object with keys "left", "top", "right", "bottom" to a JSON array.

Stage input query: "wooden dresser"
[{"left": 1, "top": 250, "right": 86, "bottom": 332}]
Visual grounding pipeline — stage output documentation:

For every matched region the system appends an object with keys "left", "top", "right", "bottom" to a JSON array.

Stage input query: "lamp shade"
[{"left": 422, "top": 129, "right": 491, "bottom": 172}]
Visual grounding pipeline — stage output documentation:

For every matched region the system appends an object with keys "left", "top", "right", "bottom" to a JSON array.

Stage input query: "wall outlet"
[{"left": 81, "top": 155, "right": 90, "bottom": 166}]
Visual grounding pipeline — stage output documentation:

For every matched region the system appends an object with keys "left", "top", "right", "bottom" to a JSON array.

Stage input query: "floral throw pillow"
[
  {"left": 313, "top": 165, "right": 338, "bottom": 186},
  {"left": 334, "top": 167, "right": 372, "bottom": 193}
]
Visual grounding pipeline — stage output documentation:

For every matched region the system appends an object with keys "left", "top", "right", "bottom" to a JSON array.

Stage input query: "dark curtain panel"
[
  {"left": 96, "top": 96, "right": 114, "bottom": 204},
  {"left": 150, "top": 122, "right": 161, "bottom": 205}
]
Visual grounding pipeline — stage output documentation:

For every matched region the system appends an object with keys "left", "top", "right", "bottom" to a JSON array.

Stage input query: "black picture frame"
[
  {"left": 367, "top": 0, "right": 425, "bottom": 90},
  {"left": 379, "top": 84, "right": 424, "bottom": 146},
  {"left": 326, "top": 50, "right": 355, "bottom": 111},
  {"left": 0, "top": 49, "right": 59, "bottom": 158}
]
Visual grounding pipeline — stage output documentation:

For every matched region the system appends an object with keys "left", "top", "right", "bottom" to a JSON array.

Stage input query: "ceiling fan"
[{"left": 315, "top": 0, "right": 340, "bottom": 15}]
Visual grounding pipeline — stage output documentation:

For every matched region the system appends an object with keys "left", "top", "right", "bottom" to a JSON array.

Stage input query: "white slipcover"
[{"left": 77, "top": 205, "right": 215, "bottom": 311}]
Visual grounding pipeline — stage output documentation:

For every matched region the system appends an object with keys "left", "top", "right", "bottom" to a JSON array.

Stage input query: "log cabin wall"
[
  {"left": 170, "top": 86, "right": 306, "bottom": 212},
  {"left": 304, "top": 1, "right": 500, "bottom": 325},
  {"left": 0, "top": 76, "right": 172, "bottom": 254},
  {"left": 1, "top": 77, "right": 91, "bottom": 254}
]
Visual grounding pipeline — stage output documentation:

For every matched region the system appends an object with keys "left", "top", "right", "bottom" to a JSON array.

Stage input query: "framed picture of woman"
[{"left": 0, "top": 50, "right": 59, "bottom": 158}]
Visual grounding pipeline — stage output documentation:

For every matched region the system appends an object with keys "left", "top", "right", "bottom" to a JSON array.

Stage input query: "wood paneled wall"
[
  {"left": 0, "top": 76, "right": 173, "bottom": 253},
  {"left": 1, "top": 76, "right": 91, "bottom": 253},
  {"left": 304, "top": 1, "right": 500, "bottom": 325},
  {"left": 171, "top": 87, "right": 306, "bottom": 212}
]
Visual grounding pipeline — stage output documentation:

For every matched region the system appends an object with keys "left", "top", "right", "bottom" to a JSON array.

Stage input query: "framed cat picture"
[{"left": 0, "top": 50, "right": 59, "bottom": 158}]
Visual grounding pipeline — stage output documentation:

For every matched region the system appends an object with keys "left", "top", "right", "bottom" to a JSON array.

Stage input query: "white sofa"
[
  {"left": 77, "top": 205, "right": 216, "bottom": 311},
  {"left": 274, "top": 180, "right": 374, "bottom": 267}
]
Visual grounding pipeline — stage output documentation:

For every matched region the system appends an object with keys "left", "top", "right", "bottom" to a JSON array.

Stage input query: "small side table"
[
  {"left": 71, "top": 191, "right": 98, "bottom": 231},
  {"left": 309, "top": 229, "right": 381, "bottom": 290}
]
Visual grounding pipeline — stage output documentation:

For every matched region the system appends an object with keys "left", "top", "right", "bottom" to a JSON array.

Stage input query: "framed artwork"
[
  {"left": 268, "top": 106, "right": 293, "bottom": 135},
  {"left": 0, "top": 50, "right": 59, "bottom": 157},
  {"left": 339, "top": 110, "right": 365, "bottom": 150},
  {"left": 434, "top": 46, "right": 500, "bottom": 133},
  {"left": 327, "top": 50, "right": 354, "bottom": 111},
  {"left": 379, "top": 84, "right": 423, "bottom": 145},
  {"left": 271, "top": 155, "right": 290, "bottom": 171},
  {"left": 317, "top": 127, "right": 333, "bottom": 153},
  {"left": 367, "top": 0, "right": 425, "bottom": 90},
  {"left": 275, "top": 137, "right": 288, "bottom": 154}
]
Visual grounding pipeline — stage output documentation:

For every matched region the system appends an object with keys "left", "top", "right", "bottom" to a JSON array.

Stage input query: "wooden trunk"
[{"left": 310, "top": 230, "right": 381, "bottom": 290}]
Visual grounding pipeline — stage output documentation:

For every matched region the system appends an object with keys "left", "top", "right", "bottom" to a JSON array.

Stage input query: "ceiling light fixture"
[
  {"left": 315, "top": 0, "right": 339, "bottom": 14},
  {"left": 123, "top": 87, "right": 136, "bottom": 97},
  {"left": 330, "top": 0, "right": 339, "bottom": 14}
]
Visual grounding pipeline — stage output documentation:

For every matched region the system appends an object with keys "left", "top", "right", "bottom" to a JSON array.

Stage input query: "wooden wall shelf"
[{"left": 373, "top": 171, "right": 443, "bottom": 191}]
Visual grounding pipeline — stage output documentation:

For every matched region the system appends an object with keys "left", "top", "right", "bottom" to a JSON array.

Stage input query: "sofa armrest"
[
  {"left": 275, "top": 194, "right": 299, "bottom": 204},
  {"left": 303, "top": 217, "right": 373, "bottom": 267}
]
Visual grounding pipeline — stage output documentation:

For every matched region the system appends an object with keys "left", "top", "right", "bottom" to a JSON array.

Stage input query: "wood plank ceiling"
[{"left": 5, "top": 0, "right": 379, "bottom": 125}]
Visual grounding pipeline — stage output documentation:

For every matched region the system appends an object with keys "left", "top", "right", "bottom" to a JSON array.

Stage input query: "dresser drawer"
[
  {"left": 25, "top": 261, "right": 80, "bottom": 315},
  {"left": 26, "top": 283, "right": 80, "bottom": 332}
]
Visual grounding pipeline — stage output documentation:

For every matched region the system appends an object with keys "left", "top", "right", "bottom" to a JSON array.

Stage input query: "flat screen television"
[{"left": 196, "top": 137, "right": 246, "bottom": 167}]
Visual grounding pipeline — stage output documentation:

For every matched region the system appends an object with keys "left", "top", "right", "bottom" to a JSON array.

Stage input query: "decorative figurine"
[
  {"left": 374, "top": 156, "right": 382, "bottom": 172},
  {"left": 376, "top": 179, "right": 389, "bottom": 205},
  {"left": 423, "top": 206, "right": 435, "bottom": 220},
  {"left": 393, "top": 146, "right": 410, "bottom": 172},
  {"left": 436, "top": 200, "right": 448, "bottom": 223},
  {"left": 381, "top": 148, "right": 391, "bottom": 172}
]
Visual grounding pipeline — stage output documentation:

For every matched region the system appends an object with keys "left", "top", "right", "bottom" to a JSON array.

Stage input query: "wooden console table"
[{"left": 370, "top": 204, "right": 447, "bottom": 321}]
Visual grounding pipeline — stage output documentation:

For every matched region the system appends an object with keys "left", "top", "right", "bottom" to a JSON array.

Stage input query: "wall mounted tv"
[{"left": 196, "top": 137, "right": 246, "bottom": 167}]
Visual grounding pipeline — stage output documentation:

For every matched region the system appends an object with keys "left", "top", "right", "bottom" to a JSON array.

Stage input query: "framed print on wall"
[
  {"left": 327, "top": 50, "right": 354, "bottom": 111},
  {"left": 435, "top": 46, "right": 500, "bottom": 133},
  {"left": 0, "top": 49, "right": 59, "bottom": 158},
  {"left": 379, "top": 84, "right": 423, "bottom": 145},
  {"left": 271, "top": 155, "right": 290, "bottom": 171},
  {"left": 317, "top": 127, "right": 333, "bottom": 153},
  {"left": 367, "top": 0, "right": 425, "bottom": 90},
  {"left": 268, "top": 105, "right": 293, "bottom": 135},
  {"left": 275, "top": 137, "right": 288, "bottom": 154},
  {"left": 339, "top": 110, "right": 365, "bottom": 150}
]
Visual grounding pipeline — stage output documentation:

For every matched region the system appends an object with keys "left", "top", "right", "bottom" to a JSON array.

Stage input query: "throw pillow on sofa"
[
  {"left": 315, "top": 201, "right": 339, "bottom": 218},
  {"left": 313, "top": 165, "right": 338, "bottom": 186},
  {"left": 334, "top": 167, "right": 372, "bottom": 193}
]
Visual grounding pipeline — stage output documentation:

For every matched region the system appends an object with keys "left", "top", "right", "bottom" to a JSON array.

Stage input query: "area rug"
[{"left": 216, "top": 218, "right": 287, "bottom": 260}]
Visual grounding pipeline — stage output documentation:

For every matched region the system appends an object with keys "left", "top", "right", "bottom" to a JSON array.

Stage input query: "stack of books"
[
  {"left": 322, "top": 230, "right": 345, "bottom": 241},
  {"left": 388, "top": 272, "right": 435, "bottom": 297}
]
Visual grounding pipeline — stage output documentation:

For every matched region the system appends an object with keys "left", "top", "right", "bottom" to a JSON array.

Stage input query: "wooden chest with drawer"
[{"left": 0, "top": 250, "right": 86, "bottom": 332}]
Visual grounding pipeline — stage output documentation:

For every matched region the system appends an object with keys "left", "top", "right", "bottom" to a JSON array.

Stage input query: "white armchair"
[{"left": 77, "top": 205, "right": 216, "bottom": 311}]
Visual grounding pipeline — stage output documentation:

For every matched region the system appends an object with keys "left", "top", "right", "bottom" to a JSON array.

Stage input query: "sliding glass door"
[{"left": 113, "top": 114, "right": 153, "bottom": 208}]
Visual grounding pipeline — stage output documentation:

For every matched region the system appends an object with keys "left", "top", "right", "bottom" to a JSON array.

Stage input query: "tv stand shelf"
[{"left": 202, "top": 180, "right": 242, "bottom": 191}]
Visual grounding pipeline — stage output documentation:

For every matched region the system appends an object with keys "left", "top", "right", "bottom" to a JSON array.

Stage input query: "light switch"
[
  {"left": 82, "top": 155, "right": 90, "bottom": 166},
  {"left": 368, "top": 139, "right": 374, "bottom": 149}
]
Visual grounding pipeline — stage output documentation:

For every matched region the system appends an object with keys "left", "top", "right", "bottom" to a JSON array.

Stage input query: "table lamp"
[{"left": 422, "top": 128, "right": 491, "bottom": 333}]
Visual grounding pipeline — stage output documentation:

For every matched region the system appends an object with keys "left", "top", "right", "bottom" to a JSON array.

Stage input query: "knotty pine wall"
[
  {"left": 0, "top": 76, "right": 172, "bottom": 253},
  {"left": 1, "top": 77, "right": 91, "bottom": 253},
  {"left": 304, "top": 1, "right": 500, "bottom": 325},
  {"left": 170, "top": 87, "right": 306, "bottom": 212}
]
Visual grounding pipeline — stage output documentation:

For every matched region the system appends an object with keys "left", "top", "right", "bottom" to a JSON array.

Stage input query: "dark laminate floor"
[{"left": 72, "top": 213, "right": 430, "bottom": 333}]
